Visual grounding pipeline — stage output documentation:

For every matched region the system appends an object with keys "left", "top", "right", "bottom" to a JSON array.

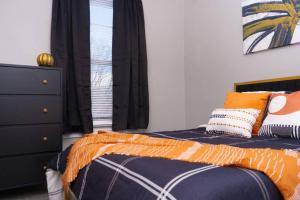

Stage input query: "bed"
[{"left": 46, "top": 76, "right": 300, "bottom": 200}]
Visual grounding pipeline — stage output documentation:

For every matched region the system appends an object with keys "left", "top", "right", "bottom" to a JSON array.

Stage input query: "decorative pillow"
[
  {"left": 206, "top": 108, "right": 260, "bottom": 138},
  {"left": 258, "top": 91, "right": 300, "bottom": 140},
  {"left": 224, "top": 92, "right": 270, "bottom": 135}
]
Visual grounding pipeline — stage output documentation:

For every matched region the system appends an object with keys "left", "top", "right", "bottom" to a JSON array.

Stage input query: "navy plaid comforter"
[{"left": 48, "top": 128, "right": 300, "bottom": 200}]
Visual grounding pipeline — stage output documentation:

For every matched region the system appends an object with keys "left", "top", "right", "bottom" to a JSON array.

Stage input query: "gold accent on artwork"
[{"left": 234, "top": 76, "right": 300, "bottom": 91}]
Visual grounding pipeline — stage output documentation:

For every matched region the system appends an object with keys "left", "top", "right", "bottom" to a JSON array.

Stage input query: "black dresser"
[{"left": 0, "top": 63, "right": 62, "bottom": 190}]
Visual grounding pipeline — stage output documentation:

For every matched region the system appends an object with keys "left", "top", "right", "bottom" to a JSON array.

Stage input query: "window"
[{"left": 90, "top": 0, "right": 113, "bottom": 128}]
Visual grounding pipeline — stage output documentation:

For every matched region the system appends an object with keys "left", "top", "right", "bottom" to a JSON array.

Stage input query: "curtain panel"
[
  {"left": 112, "top": 0, "right": 149, "bottom": 131},
  {"left": 51, "top": 0, "right": 93, "bottom": 133}
]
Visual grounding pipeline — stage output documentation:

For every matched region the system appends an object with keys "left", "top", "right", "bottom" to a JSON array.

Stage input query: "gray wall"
[
  {"left": 143, "top": 0, "right": 186, "bottom": 131},
  {"left": 0, "top": 0, "right": 186, "bottom": 132},
  {"left": 184, "top": 0, "right": 300, "bottom": 128},
  {"left": 0, "top": 0, "right": 52, "bottom": 64}
]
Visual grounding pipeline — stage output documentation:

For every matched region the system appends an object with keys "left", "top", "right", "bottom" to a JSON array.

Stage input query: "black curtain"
[
  {"left": 112, "top": 0, "right": 149, "bottom": 131},
  {"left": 51, "top": 0, "right": 93, "bottom": 133}
]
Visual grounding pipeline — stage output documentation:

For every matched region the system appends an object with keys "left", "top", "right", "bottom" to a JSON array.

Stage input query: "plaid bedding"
[{"left": 47, "top": 128, "right": 300, "bottom": 200}]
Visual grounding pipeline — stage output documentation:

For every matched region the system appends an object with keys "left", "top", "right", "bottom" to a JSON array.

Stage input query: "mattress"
[{"left": 47, "top": 127, "right": 300, "bottom": 200}]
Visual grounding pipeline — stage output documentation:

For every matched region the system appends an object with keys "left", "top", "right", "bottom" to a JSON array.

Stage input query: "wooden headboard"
[{"left": 234, "top": 76, "right": 300, "bottom": 92}]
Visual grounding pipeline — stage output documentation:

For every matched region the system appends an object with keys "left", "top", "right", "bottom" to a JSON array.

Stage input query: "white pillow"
[
  {"left": 197, "top": 124, "right": 207, "bottom": 128},
  {"left": 206, "top": 108, "right": 260, "bottom": 138}
]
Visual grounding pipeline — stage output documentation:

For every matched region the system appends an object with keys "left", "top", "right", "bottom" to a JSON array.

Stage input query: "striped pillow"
[{"left": 206, "top": 108, "right": 260, "bottom": 138}]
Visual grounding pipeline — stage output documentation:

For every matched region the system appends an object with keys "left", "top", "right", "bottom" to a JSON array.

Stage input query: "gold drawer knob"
[
  {"left": 42, "top": 79, "right": 48, "bottom": 84},
  {"left": 43, "top": 108, "right": 48, "bottom": 113},
  {"left": 43, "top": 166, "right": 47, "bottom": 170},
  {"left": 43, "top": 136, "right": 48, "bottom": 142}
]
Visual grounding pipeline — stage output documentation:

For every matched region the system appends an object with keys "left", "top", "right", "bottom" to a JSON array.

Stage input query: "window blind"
[{"left": 90, "top": 0, "right": 113, "bottom": 127}]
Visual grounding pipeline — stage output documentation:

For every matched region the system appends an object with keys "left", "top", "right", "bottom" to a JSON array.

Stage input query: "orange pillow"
[{"left": 224, "top": 92, "right": 270, "bottom": 135}]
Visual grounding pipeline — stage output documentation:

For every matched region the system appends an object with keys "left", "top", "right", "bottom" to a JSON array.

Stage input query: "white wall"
[
  {"left": 184, "top": 0, "right": 300, "bottom": 128},
  {"left": 0, "top": 0, "right": 52, "bottom": 65},
  {"left": 0, "top": 0, "right": 186, "bottom": 132},
  {"left": 143, "top": 0, "right": 186, "bottom": 131}
]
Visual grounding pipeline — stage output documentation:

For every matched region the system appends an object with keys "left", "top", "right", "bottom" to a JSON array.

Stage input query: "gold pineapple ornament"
[{"left": 37, "top": 53, "right": 54, "bottom": 67}]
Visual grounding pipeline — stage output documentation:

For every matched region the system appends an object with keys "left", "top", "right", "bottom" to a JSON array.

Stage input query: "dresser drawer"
[
  {"left": 0, "top": 66, "right": 61, "bottom": 95},
  {"left": 0, "top": 153, "right": 57, "bottom": 190},
  {"left": 0, "top": 125, "right": 62, "bottom": 157},
  {"left": 0, "top": 95, "right": 62, "bottom": 125}
]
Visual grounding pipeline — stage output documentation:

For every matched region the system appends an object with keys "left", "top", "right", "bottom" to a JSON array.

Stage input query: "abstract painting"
[{"left": 242, "top": 0, "right": 300, "bottom": 54}]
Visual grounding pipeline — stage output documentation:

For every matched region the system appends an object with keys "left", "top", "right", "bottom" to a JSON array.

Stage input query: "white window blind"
[{"left": 90, "top": 0, "right": 113, "bottom": 127}]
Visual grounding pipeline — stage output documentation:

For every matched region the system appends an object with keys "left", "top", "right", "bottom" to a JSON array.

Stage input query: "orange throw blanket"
[{"left": 63, "top": 131, "right": 300, "bottom": 200}]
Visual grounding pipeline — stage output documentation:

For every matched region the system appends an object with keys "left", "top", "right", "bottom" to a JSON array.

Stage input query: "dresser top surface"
[{"left": 0, "top": 63, "right": 62, "bottom": 71}]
